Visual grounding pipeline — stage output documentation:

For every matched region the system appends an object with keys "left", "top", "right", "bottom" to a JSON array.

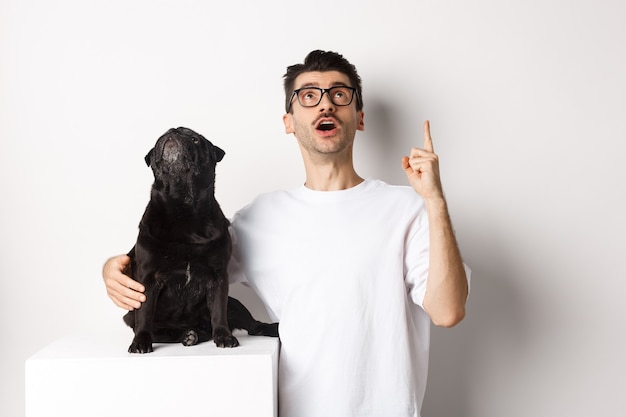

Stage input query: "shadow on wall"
[
  {"left": 422, "top": 230, "right": 530, "bottom": 417},
  {"left": 355, "top": 97, "right": 409, "bottom": 186},
  {"left": 361, "top": 95, "right": 534, "bottom": 416}
]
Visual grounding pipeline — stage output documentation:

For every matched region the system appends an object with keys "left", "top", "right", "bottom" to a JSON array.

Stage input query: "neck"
[{"left": 301, "top": 155, "right": 364, "bottom": 191}]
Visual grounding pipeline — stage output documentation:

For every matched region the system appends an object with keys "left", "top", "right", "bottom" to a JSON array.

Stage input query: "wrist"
[
  {"left": 424, "top": 195, "right": 453, "bottom": 225},
  {"left": 423, "top": 194, "right": 447, "bottom": 210}
]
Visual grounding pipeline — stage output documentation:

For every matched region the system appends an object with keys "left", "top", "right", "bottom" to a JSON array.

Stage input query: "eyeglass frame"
[{"left": 288, "top": 85, "right": 358, "bottom": 111}]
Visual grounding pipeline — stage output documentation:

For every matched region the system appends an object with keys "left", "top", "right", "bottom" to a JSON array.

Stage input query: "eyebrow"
[{"left": 296, "top": 81, "right": 351, "bottom": 89}]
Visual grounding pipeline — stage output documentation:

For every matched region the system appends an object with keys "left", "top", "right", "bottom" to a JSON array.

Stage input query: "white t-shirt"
[{"left": 229, "top": 179, "right": 434, "bottom": 417}]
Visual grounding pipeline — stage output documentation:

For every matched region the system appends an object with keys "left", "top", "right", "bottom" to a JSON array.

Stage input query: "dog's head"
[{"left": 145, "top": 127, "right": 225, "bottom": 203}]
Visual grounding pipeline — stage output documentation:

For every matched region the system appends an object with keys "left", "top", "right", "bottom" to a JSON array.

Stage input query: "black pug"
[{"left": 123, "top": 127, "right": 278, "bottom": 353}]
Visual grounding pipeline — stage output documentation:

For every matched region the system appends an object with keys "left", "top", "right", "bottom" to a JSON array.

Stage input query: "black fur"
[{"left": 123, "top": 127, "right": 278, "bottom": 353}]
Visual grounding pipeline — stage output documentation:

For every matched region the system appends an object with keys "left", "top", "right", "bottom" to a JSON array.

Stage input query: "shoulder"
[
  {"left": 362, "top": 180, "right": 429, "bottom": 232},
  {"left": 232, "top": 189, "right": 292, "bottom": 223},
  {"left": 244, "top": 189, "right": 293, "bottom": 210},
  {"left": 365, "top": 179, "right": 425, "bottom": 208}
]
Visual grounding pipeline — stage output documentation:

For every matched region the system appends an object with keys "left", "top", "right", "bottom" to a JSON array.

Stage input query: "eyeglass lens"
[{"left": 296, "top": 87, "right": 354, "bottom": 107}]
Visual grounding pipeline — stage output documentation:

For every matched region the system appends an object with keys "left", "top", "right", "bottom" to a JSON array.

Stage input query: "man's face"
[{"left": 283, "top": 71, "right": 365, "bottom": 158}]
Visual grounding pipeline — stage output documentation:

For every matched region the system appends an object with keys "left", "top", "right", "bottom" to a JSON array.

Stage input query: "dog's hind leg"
[
  {"left": 227, "top": 297, "right": 280, "bottom": 337},
  {"left": 248, "top": 322, "right": 280, "bottom": 337},
  {"left": 182, "top": 330, "right": 199, "bottom": 346}
]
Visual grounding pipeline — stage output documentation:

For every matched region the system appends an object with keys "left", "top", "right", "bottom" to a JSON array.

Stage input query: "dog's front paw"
[
  {"left": 128, "top": 333, "right": 153, "bottom": 354},
  {"left": 214, "top": 334, "right": 239, "bottom": 348}
]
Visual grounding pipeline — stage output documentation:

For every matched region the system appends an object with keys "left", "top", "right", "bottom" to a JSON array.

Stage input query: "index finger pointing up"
[{"left": 423, "top": 120, "right": 434, "bottom": 153}]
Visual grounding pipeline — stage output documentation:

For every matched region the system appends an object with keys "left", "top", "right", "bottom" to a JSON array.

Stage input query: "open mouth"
[{"left": 315, "top": 118, "right": 338, "bottom": 132}]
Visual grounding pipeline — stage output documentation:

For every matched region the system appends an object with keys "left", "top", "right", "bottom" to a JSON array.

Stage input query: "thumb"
[
  {"left": 401, "top": 156, "right": 413, "bottom": 176},
  {"left": 115, "top": 254, "right": 132, "bottom": 269}
]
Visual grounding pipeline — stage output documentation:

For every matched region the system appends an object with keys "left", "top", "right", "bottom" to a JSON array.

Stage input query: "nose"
[{"left": 318, "top": 90, "right": 336, "bottom": 111}]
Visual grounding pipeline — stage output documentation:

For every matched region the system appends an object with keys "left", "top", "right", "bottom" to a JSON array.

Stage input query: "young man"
[{"left": 103, "top": 50, "right": 469, "bottom": 417}]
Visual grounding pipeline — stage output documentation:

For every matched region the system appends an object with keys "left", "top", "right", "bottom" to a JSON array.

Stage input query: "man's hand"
[
  {"left": 401, "top": 120, "right": 444, "bottom": 201},
  {"left": 102, "top": 254, "right": 145, "bottom": 310},
  {"left": 402, "top": 120, "right": 468, "bottom": 327}
]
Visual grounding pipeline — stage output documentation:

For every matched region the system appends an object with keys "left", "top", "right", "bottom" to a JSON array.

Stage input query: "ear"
[
  {"left": 144, "top": 148, "right": 154, "bottom": 167},
  {"left": 357, "top": 110, "right": 365, "bottom": 131},
  {"left": 213, "top": 145, "right": 225, "bottom": 162},
  {"left": 283, "top": 113, "right": 295, "bottom": 134}
]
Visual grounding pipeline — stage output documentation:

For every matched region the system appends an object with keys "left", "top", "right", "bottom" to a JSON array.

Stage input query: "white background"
[{"left": 1, "top": 0, "right": 625, "bottom": 416}]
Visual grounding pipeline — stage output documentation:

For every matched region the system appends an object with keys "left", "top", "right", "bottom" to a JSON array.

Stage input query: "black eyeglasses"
[{"left": 289, "top": 86, "right": 357, "bottom": 110}]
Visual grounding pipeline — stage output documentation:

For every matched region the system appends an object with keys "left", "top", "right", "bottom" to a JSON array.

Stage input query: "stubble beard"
[{"left": 295, "top": 117, "right": 355, "bottom": 157}]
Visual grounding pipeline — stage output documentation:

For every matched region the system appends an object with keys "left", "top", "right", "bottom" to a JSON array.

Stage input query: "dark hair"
[{"left": 283, "top": 50, "right": 363, "bottom": 113}]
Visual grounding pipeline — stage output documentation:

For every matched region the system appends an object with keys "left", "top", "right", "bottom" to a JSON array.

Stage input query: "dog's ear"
[
  {"left": 144, "top": 148, "right": 154, "bottom": 167},
  {"left": 213, "top": 145, "right": 225, "bottom": 163}
]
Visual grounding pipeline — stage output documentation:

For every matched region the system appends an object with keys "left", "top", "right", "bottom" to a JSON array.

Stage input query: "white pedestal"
[{"left": 25, "top": 329, "right": 280, "bottom": 417}]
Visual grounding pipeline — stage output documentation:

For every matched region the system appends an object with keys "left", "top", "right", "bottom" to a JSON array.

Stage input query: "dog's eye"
[{"left": 192, "top": 137, "right": 199, "bottom": 144}]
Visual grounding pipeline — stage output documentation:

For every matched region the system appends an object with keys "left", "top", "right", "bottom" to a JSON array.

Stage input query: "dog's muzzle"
[{"left": 162, "top": 137, "right": 182, "bottom": 163}]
